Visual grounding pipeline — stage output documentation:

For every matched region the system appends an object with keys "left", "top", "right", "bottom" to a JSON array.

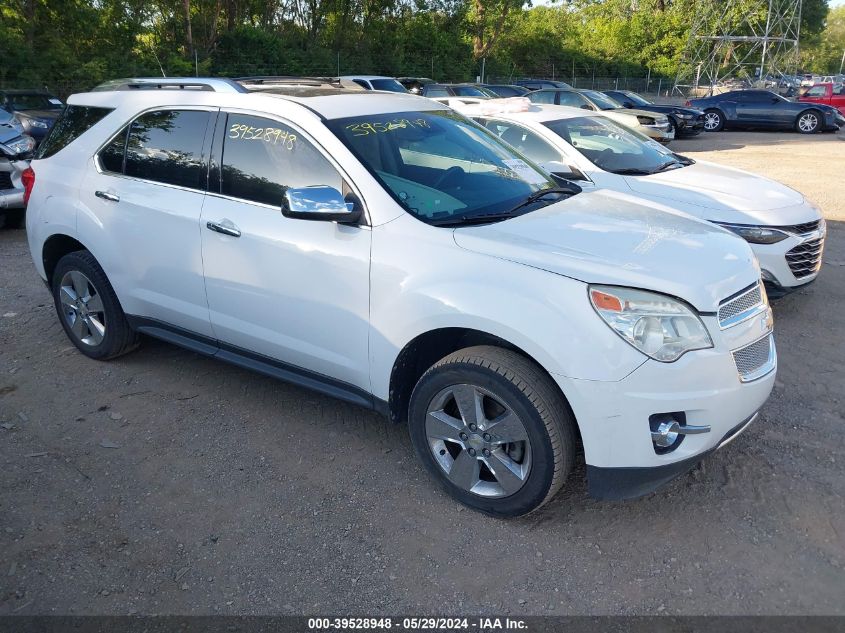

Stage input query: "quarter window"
[
  {"left": 220, "top": 114, "right": 343, "bottom": 207},
  {"left": 123, "top": 110, "right": 211, "bottom": 190},
  {"left": 98, "top": 127, "right": 128, "bottom": 173},
  {"left": 37, "top": 105, "right": 113, "bottom": 159}
]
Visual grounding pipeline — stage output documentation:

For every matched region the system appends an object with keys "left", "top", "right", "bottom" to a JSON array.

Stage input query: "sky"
[{"left": 832, "top": 0, "right": 844, "bottom": 7}]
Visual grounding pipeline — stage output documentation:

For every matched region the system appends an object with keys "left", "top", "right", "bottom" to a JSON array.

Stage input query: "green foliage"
[{"left": 0, "top": 0, "right": 836, "bottom": 96}]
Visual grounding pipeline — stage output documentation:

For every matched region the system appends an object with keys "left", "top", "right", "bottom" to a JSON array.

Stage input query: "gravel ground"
[{"left": 1, "top": 131, "right": 843, "bottom": 616}]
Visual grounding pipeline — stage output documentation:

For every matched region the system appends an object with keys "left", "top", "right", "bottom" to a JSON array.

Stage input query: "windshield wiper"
[
  {"left": 650, "top": 159, "right": 685, "bottom": 173},
  {"left": 429, "top": 187, "right": 578, "bottom": 227},
  {"left": 612, "top": 167, "right": 654, "bottom": 175}
]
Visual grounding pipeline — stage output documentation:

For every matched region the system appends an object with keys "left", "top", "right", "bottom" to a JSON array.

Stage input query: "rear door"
[{"left": 80, "top": 107, "right": 216, "bottom": 337}]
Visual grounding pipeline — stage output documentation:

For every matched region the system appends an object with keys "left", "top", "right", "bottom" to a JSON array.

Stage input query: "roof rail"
[
  {"left": 90, "top": 78, "right": 248, "bottom": 93},
  {"left": 235, "top": 76, "right": 344, "bottom": 88}
]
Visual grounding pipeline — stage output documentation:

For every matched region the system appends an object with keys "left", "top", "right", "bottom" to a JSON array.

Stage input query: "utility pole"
[{"left": 840, "top": 49, "right": 845, "bottom": 75}]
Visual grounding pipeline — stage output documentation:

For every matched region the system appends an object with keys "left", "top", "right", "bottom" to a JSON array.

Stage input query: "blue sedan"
[{"left": 688, "top": 89, "right": 844, "bottom": 134}]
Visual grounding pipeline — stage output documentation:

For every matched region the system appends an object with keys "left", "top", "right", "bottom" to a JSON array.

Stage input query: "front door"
[{"left": 199, "top": 112, "right": 372, "bottom": 392}]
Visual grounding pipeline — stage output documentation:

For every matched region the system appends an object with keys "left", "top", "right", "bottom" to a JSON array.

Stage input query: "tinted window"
[
  {"left": 124, "top": 110, "right": 210, "bottom": 190},
  {"left": 528, "top": 91, "right": 557, "bottom": 104},
  {"left": 370, "top": 79, "right": 408, "bottom": 93},
  {"left": 805, "top": 86, "right": 826, "bottom": 97},
  {"left": 7, "top": 93, "right": 63, "bottom": 111},
  {"left": 453, "top": 86, "right": 487, "bottom": 97},
  {"left": 480, "top": 119, "right": 562, "bottom": 164},
  {"left": 425, "top": 87, "right": 450, "bottom": 98},
  {"left": 220, "top": 114, "right": 342, "bottom": 207},
  {"left": 558, "top": 92, "right": 591, "bottom": 108},
  {"left": 98, "top": 126, "right": 128, "bottom": 173},
  {"left": 352, "top": 79, "right": 370, "bottom": 90},
  {"left": 36, "top": 105, "right": 113, "bottom": 159}
]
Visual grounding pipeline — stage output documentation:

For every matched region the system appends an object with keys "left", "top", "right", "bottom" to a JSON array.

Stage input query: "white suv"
[{"left": 25, "top": 79, "right": 776, "bottom": 516}]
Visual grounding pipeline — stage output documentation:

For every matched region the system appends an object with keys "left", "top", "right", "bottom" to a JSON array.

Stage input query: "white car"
[
  {"left": 458, "top": 100, "right": 825, "bottom": 294},
  {"left": 24, "top": 79, "right": 775, "bottom": 516}
]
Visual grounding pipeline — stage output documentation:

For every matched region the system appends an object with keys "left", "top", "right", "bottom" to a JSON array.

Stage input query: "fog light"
[{"left": 651, "top": 420, "right": 680, "bottom": 447}]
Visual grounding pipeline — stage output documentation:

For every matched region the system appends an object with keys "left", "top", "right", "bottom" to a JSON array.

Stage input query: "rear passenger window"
[
  {"left": 36, "top": 105, "right": 113, "bottom": 159},
  {"left": 529, "top": 91, "right": 556, "bottom": 104},
  {"left": 123, "top": 110, "right": 211, "bottom": 190},
  {"left": 98, "top": 127, "right": 128, "bottom": 173},
  {"left": 220, "top": 114, "right": 343, "bottom": 207}
]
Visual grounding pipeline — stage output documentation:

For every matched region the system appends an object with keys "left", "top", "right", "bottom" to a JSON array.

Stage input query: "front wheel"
[
  {"left": 408, "top": 346, "right": 576, "bottom": 517},
  {"left": 52, "top": 251, "right": 139, "bottom": 360},
  {"left": 703, "top": 109, "right": 724, "bottom": 132},
  {"left": 796, "top": 110, "right": 821, "bottom": 134}
]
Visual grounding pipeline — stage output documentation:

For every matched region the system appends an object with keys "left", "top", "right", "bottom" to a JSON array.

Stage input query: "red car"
[{"left": 799, "top": 83, "right": 845, "bottom": 116}]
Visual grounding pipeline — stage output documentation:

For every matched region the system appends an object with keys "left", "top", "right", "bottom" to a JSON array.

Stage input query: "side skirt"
[{"left": 126, "top": 315, "right": 388, "bottom": 415}]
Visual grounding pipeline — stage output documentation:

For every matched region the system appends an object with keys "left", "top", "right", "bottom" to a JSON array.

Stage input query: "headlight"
[
  {"left": 636, "top": 115, "right": 656, "bottom": 125},
  {"left": 589, "top": 285, "right": 713, "bottom": 362},
  {"left": 2, "top": 135, "right": 36, "bottom": 155},
  {"left": 715, "top": 222, "right": 789, "bottom": 244},
  {"left": 674, "top": 111, "right": 694, "bottom": 119},
  {"left": 30, "top": 119, "right": 49, "bottom": 129}
]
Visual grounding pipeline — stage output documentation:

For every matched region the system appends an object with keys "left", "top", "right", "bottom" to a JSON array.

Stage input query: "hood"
[
  {"left": 610, "top": 107, "right": 668, "bottom": 122},
  {"left": 623, "top": 161, "right": 818, "bottom": 224},
  {"left": 452, "top": 189, "right": 758, "bottom": 311},
  {"left": 626, "top": 104, "right": 704, "bottom": 116}
]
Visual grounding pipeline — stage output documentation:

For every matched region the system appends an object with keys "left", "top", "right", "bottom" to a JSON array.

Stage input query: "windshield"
[
  {"left": 370, "top": 79, "right": 408, "bottom": 93},
  {"left": 623, "top": 92, "right": 651, "bottom": 106},
  {"left": 327, "top": 110, "right": 559, "bottom": 224},
  {"left": 544, "top": 116, "right": 688, "bottom": 175},
  {"left": 8, "top": 94, "right": 63, "bottom": 111},
  {"left": 453, "top": 86, "right": 490, "bottom": 97},
  {"left": 582, "top": 91, "right": 622, "bottom": 110}
]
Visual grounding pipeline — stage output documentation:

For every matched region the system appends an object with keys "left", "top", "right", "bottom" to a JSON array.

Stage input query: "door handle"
[
  {"left": 95, "top": 190, "right": 119, "bottom": 203},
  {"left": 206, "top": 220, "right": 241, "bottom": 238}
]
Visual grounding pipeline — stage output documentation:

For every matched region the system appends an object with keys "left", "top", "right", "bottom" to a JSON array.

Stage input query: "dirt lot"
[{"left": 1, "top": 131, "right": 843, "bottom": 616}]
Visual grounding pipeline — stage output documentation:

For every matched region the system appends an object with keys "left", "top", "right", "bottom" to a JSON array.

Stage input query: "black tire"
[
  {"left": 51, "top": 250, "right": 139, "bottom": 360},
  {"left": 408, "top": 345, "right": 576, "bottom": 517},
  {"left": 703, "top": 109, "right": 724, "bottom": 132},
  {"left": 795, "top": 110, "right": 821, "bottom": 134},
  {"left": 668, "top": 117, "right": 677, "bottom": 138}
]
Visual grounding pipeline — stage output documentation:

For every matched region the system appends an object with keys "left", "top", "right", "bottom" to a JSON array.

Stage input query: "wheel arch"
[
  {"left": 42, "top": 233, "right": 90, "bottom": 284},
  {"left": 386, "top": 327, "right": 578, "bottom": 439}
]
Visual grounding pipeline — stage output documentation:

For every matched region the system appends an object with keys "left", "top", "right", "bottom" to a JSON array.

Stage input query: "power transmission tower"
[{"left": 673, "top": 0, "right": 802, "bottom": 97}]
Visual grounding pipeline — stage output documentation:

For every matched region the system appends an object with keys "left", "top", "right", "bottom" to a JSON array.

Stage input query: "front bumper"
[
  {"left": 676, "top": 115, "right": 705, "bottom": 135},
  {"left": 554, "top": 311, "right": 776, "bottom": 499},
  {"left": 752, "top": 223, "right": 826, "bottom": 289},
  {"left": 0, "top": 161, "right": 26, "bottom": 210},
  {"left": 641, "top": 123, "right": 675, "bottom": 143},
  {"left": 587, "top": 412, "right": 758, "bottom": 500}
]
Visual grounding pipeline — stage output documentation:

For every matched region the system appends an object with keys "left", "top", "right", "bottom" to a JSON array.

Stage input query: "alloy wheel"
[
  {"left": 798, "top": 113, "right": 818, "bottom": 133},
  {"left": 59, "top": 270, "right": 106, "bottom": 346},
  {"left": 425, "top": 383, "right": 532, "bottom": 498},
  {"left": 703, "top": 112, "right": 721, "bottom": 131}
]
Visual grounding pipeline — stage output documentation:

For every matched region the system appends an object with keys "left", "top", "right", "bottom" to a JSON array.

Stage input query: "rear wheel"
[
  {"left": 703, "top": 109, "right": 724, "bottom": 132},
  {"left": 408, "top": 346, "right": 576, "bottom": 517},
  {"left": 51, "top": 251, "right": 139, "bottom": 360},
  {"left": 796, "top": 110, "right": 821, "bottom": 134}
]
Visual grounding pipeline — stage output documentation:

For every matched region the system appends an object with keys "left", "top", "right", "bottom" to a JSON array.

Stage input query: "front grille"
[
  {"left": 0, "top": 171, "right": 12, "bottom": 190},
  {"left": 786, "top": 236, "right": 824, "bottom": 279},
  {"left": 718, "top": 283, "right": 764, "bottom": 328},
  {"left": 732, "top": 334, "right": 775, "bottom": 381},
  {"left": 775, "top": 220, "right": 821, "bottom": 235}
]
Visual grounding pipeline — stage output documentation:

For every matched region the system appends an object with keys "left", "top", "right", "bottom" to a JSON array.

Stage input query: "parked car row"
[{"left": 15, "top": 75, "right": 823, "bottom": 518}]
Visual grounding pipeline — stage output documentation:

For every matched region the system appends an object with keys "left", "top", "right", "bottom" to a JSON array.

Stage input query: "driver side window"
[{"left": 219, "top": 114, "right": 343, "bottom": 207}]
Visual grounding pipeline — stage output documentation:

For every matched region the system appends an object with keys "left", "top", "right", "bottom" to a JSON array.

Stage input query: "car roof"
[
  {"left": 339, "top": 75, "right": 398, "bottom": 81},
  {"left": 455, "top": 102, "right": 600, "bottom": 123},
  {"left": 68, "top": 86, "right": 444, "bottom": 121}
]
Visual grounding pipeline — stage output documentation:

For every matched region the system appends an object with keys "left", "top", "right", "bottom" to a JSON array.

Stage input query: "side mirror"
[
  {"left": 542, "top": 161, "right": 588, "bottom": 182},
  {"left": 282, "top": 185, "right": 361, "bottom": 224}
]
